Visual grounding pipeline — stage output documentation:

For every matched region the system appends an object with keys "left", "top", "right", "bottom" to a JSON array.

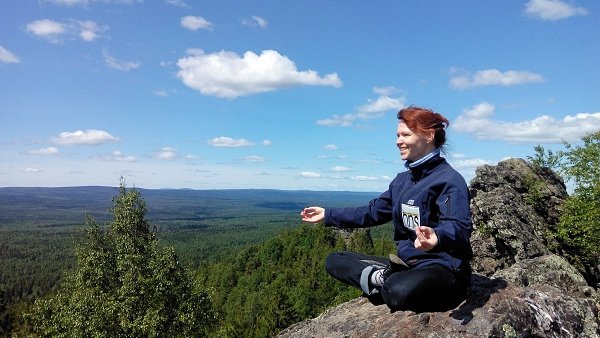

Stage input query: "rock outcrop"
[
  {"left": 278, "top": 158, "right": 600, "bottom": 338},
  {"left": 469, "top": 158, "right": 568, "bottom": 276}
]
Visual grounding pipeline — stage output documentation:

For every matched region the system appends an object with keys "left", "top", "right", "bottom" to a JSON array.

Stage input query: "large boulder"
[
  {"left": 468, "top": 158, "right": 568, "bottom": 276},
  {"left": 277, "top": 158, "right": 600, "bottom": 337}
]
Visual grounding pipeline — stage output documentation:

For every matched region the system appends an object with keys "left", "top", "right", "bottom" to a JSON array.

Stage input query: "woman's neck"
[{"left": 405, "top": 148, "right": 440, "bottom": 169}]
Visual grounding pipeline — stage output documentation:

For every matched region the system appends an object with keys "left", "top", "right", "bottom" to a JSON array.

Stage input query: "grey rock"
[
  {"left": 469, "top": 158, "right": 567, "bottom": 276},
  {"left": 493, "top": 254, "right": 595, "bottom": 298},
  {"left": 277, "top": 275, "right": 599, "bottom": 338}
]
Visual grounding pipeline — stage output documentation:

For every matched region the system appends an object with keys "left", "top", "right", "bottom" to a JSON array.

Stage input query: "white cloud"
[
  {"left": 351, "top": 175, "right": 391, "bottom": 181},
  {"left": 155, "top": 147, "right": 177, "bottom": 160},
  {"left": 356, "top": 95, "right": 405, "bottom": 119},
  {"left": 105, "top": 150, "right": 136, "bottom": 162},
  {"left": 450, "top": 69, "right": 544, "bottom": 90},
  {"left": 453, "top": 102, "right": 496, "bottom": 133},
  {"left": 44, "top": 0, "right": 143, "bottom": 5},
  {"left": 154, "top": 90, "right": 169, "bottom": 97},
  {"left": 324, "top": 144, "right": 338, "bottom": 150},
  {"left": 317, "top": 87, "right": 405, "bottom": 127},
  {"left": 525, "top": 0, "right": 589, "bottom": 20},
  {"left": 26, "top": 19, "right": 66, "bottom": 42},
  {"left": 102, "top": 48, "right": 140, "bottom": 71},
  {"left": 299, "top": 171, "right": 321, "bottom": 178},
  {"left": 242, "top": 16, "right": 268, "bottom": 28},
  {"left": 176, "top": 49, "right": 342, "bottom": 98},
  {"left": 165, "top": 0, "right": 188, "bottom": 7},
  {"left": 453, "top": 102, "right": 600, "bottom": 143},
  {"left": 180, "top": 16, "right": 214, "bottom": 31},
  {"left": 208, "top": 136, "right": 254, "bottom": 147},
  {"left": 331, "top": 166, "right": 351, "bottom": 172},
  {"left": 0, "top": 46, "right": 20, "bottom": 64},
  {"left": 185, "top": 48, "right": 204, "bottom": 56},
  {"left": 78, "top": 20, "right": 103, "bottom": 41},
  {"left": 449, "top": 157, "right": 496, "bottom": 184},
  {"left": 317, "top": 114, "right": 356, "bottom": 127},
  {"left": 261, "top": 139, "right": 273, "bottom": 146},
  {"left": 46, "top": 0, "right": 89, "bottom": 5},
  {"left": 26, "top": 19, "right": 105, "bottom": 43},
  {"left": 27, "top": 147, "right": 60, "bottom": 155},
  {"left": 243, "top": 156, "right": 265, "bottom": 162},
  {"left": 450, "top": 158, "right": 494, "bottom": 171},
  {"left": 52, "top": 129, "right": 119, "bottom": 145},
  {"left": 24, "top": 168, "right": 42, "bottom": 173}
]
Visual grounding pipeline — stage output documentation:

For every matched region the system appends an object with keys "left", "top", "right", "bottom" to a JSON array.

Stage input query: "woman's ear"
[{"left": 426, "top": 130, "right": 435, "bottom": 144}]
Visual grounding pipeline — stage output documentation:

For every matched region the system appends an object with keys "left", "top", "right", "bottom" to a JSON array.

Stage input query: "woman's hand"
[
  {"left": 300, "top": 206, "right": 325, "bottom": 223},
  {"left": 414, "top": 226, "right": 438, "bottom": 251}
]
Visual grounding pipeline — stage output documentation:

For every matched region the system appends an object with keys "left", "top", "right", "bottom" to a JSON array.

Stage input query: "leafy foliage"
[
  {"left": 528, "top": 130, "right": 600, "bottom": 285},
  {"left": 527, "top": 144, "right": 561, "bottom": 170},
  {"left": 555, "top": 131, "right": 600, "bottom": 282},
  {"left": 22, "top": 182, "right": 216, "bottom": 337}
]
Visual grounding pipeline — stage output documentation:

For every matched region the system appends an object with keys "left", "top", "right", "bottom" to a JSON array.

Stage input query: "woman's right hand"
[{"left": 300, "top": 206, "right": 325, "bottom": 223}]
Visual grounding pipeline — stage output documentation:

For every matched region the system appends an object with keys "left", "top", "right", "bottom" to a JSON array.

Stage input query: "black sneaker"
[{"left": 382, "top": 254, "right": 409, "bottom": 280}]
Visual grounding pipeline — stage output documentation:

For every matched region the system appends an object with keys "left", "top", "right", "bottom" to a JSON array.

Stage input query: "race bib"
[{"left": 401, "top": 204, "right": 420, "bottom": 231}]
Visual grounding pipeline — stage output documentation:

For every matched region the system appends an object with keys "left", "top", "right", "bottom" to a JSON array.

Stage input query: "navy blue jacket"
[{"left": 324, "top": 154, "right": 473, "bottom": 279}]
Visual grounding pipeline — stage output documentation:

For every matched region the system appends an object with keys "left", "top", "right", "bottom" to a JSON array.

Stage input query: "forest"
[{"left": 0, "top": 186, "right": 392, "bottom": 337}]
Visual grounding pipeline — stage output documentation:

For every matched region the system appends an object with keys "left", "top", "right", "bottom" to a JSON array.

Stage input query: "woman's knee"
[
  {"left": 324, "top": 251, "right": 345, "bottom": 275},
  {"left": 380, "top": 281, "right": 411, "bottom": 311},
  {"left": 380, "top": 266, "right": 464, "bottom": 312}
]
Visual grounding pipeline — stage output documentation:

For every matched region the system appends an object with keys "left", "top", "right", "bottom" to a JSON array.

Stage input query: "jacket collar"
[{"left": 408, "top": 152, "right": 446, "bottom": 181}]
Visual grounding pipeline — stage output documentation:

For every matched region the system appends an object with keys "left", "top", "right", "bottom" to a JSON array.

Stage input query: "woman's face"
[{"left": 396, "top": 122, "right": 435, "bottom": 162}]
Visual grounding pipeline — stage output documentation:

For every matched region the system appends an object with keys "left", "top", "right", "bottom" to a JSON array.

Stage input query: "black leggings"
[{"left": 325, "top": 251, "right": 468, "bottom": 312}]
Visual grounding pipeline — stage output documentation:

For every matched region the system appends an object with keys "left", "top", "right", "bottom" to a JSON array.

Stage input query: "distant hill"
[{"left": 0, "top": 186, "right": 380, "bottom": 226}]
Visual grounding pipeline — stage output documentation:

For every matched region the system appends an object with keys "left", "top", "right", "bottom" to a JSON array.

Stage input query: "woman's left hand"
[{"left": 414, "top": 226, "right": 438, "bottom": 251}]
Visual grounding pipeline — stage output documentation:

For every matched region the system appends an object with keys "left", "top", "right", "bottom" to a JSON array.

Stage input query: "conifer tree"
[{"left": 24, "top": 181, "right": 216, "bottom": 337}]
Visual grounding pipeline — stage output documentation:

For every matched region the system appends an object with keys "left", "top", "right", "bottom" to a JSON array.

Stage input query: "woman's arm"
[
  {"left": 323, "top": 189, "right": 394, "bottom": 228},
  {"left": 430, "top": 182, "right": 473, "bottom": 253}
]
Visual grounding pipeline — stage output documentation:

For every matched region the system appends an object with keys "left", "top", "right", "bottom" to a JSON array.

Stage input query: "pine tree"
[{"left": 24, "top": 181, "right": 216, "bottom": 337}]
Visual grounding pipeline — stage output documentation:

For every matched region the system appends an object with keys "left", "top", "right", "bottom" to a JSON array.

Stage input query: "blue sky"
[{"left": 1, "top": 0, "right": 599, "bottom": 191}]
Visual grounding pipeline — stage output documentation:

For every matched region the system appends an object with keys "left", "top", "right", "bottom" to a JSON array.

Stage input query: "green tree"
[
  {"left": 0, "top": 287, "right": 7, "bottom": 337},
  {"left": 527, "top": 144, "right": 562, "bottom": 170},
  {"left": 23, "top": 182, "right": 216, "bottom": 337},
  {"left": 555, "top": 131, "right": 600, "bottom": 284}
]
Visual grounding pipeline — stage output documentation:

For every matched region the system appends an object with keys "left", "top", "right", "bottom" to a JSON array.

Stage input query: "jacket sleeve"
[
  {"left": 324, "top": 189, "right": 393, "bottom": 228},
  {"left": 431, "top": 179, "right": 473, "bottom": 255}
]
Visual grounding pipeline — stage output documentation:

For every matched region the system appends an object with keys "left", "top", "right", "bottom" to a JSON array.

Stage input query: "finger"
[
  {"left": 414, "top": 238, "right": 422, "bottom": 249},
  {"left": 301, "top": 207, "right": 315, "bottom": 216},
  {"left": 419, "top": 226, "right": 432, "bottom": 239},
  {"left": 416, "top": 227, "right": 426, "bottom": 240}
]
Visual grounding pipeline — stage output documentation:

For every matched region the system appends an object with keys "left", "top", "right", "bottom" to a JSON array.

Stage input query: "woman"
[{"left": 301, "top": 106, "right": 472, "bottom": 312}]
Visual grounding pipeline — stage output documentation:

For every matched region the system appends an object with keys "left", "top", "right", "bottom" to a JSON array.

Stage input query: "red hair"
[{"left": 397, "top": 106, "right": 449, "bottom": 149}]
